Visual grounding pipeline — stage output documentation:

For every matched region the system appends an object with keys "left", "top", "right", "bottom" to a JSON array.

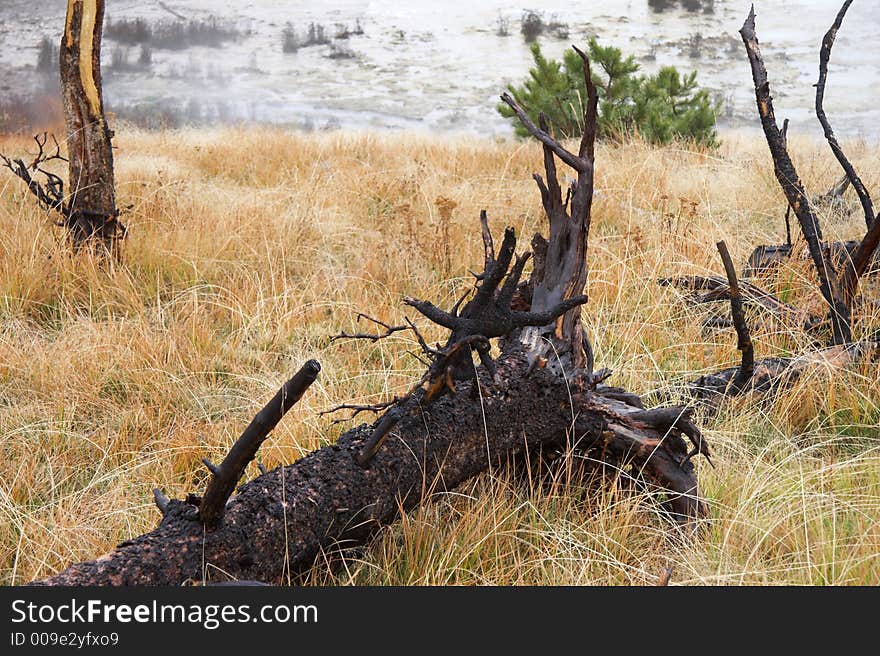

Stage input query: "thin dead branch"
[
  {"left": 717, "top": 241, "right": 754, "bottom": 391},
  {"left": 198, "top": 360, "right": 321, "bottom": 529},
  {"left": 816, "top": 0, "right": 874, "bottom": 230}
]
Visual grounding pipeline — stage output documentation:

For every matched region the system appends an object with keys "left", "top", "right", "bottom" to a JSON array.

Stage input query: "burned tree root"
[{"left": 34, "top": 349, "right": 705, "bottom": 586}]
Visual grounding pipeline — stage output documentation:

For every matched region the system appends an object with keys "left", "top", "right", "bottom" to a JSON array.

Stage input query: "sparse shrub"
[
  {"left": 547, "top": 16, "right": 569, "bottom": 40},
  {"left": 520, "top": 10, "right": 544, "bottom": 42},
  {"left": 283, "top": 22, "right": 335, "bottom": 53},
  {"left": 184, "top": 99, "right": 202, "bottom": 124},
  {"left": 105, "top": 17, "right": 152, "bottom": 45},
  {"left": 335, "top": 19, "right": 364, "bottom": 39},
  {"left": 327, "top": 43, "right": 356, "bottom": 60},
  {"left": 498, "top": 38, "right": 718, "bottom": 146},
  {"left": 138, "top": 45, "right": 152, "bottom": 68},
  {"left": 433, "top": 196, "right": 457, "bottom": 276},
  {"left": 110, "top": 47, "right": 130, "bottom": 71},
  {"left": 304, "top": 23, "right": 330, "bottom": 46},
  {"left": 496, "top": 15, "right": 510, "bottom": 37},
  {"left": 687, "top": 33, "right": 704, "bottom": 58},
  {"left": 648, "top": 0, "right": 716, "bottom": 13},
  {"left": 282, "top": 23, "right": 300, "bottom": 53},
  {"left": 108, "top": 45, "right": 152, "bottom": 72},
  {"left": 104, "top": 16, "right": 241, "bottom": 50}
]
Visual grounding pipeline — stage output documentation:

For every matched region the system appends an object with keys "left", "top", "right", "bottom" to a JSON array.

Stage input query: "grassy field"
[{"left": 1, "top": 126, "right": 878, "bottom": 585}]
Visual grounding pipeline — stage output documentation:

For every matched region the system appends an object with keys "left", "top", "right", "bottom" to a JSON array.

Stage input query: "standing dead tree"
[
  {"left": 2, "top": 0, "right": 124, "bottom": 252},
  {"left": 737, "top": 2, "right": 879, "bottom": 345},
  {"left": 33, "top": 47, "right": 710, "bottom": 587},
  {"left": 659, "top": 3, "right": 880, "bottom": 403}
]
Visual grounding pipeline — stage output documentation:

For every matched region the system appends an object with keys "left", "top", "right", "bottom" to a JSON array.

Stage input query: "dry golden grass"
[{"left": 1, "top": 126, "right": 878, "bottom": 585}]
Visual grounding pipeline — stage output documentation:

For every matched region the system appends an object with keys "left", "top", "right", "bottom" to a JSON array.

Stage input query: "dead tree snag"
[
  {"left": 716, "top": 240, "right": 754, "bottom": 392},
  {"left": 740, "top": 6, "right": 851, "bottom": 344},
  {"left": 738, "top": 3, "right": 880, "bottom": 346},
  {"left": 499, "top": 43, "right": 598, "bottom": 372},
  {"left": 815, "top": 0, "right": 873, "bottom": 231},
  {"left": 61, "top": 0, "right": 123, "bottom": 250},
  {"left": 33, "top": 47, "right": 710, "bottom": 587},
  {"left": 2, "top": 1, "right": 124, "bottom": 252},
  {"left": 655, "top": 4, "right": 880, "bottom": 406}
]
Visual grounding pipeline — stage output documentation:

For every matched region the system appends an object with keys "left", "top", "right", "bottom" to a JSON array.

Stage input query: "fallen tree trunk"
[
  {"left": 743, "top": 241, "right": 880, "bottom": 279},
  {"left": 658, "top": 274, "right": 820, "bottom": 331},
  {"left": 35, "top": 347, "right": 702, "bottom": 585},
  {"left": 667, "top": 340, "right": 880, "bottom": 403},
  {"left": 32, "top": 45, "right": 711, "bottom": 586}
]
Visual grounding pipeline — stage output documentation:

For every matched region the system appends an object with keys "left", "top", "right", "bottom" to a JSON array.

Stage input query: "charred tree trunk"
[
  {"left": 499, "top": 46, "right": 597, "bottom": 372},
  {"left": 1, "top": 2, "right": 124, "bottom": 250},
  {"left": 35, "top": 350, "right": 705, "bottom": 586},
  {"left": 740, "top": 6, "right": 851, "bottom": 345},
  {"left": 32, "top": 46, "right": 711, "bottom": 587},
  {"left": 60, "top": 0, "right": 124, "bottom": 251},
  {"left": 739, "top": 3, "right": 880, "bottom": 346}
]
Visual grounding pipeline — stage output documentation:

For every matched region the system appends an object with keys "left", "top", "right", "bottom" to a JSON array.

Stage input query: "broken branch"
[
  {"left": 816, "top": 0, "right": 874, "bottom": 230},
  {"left": 716, "top": 240, "right": 755, "bottom": 391},
  {"left": 199, "top": 360, "right": 321, "bottom": 529}
]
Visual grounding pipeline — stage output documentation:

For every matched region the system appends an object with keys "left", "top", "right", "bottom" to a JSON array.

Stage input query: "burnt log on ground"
[
  {"left": 658, "top": 274, "right": 818, "bottom": 331},
  {"left": 35, "top": 347, "right": 705, "bottom": 586},
  {"left": 32, "top": 45, "right": 710, "bottom": 586},
  {"left": 674, "top": 340, "right": 880, "bottom": 403},
  {"left": 743, "top": 241, "right": 880, "bottom": 280}
]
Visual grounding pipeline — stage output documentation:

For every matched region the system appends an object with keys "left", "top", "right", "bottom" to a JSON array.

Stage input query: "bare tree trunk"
[
  {"left": 739, "top": 3, "right": 880, "bottom": 345},
  {"left": 60, "top": 0, "right": 124, "bottom": 251},
  {"left": 500, "top": 46, "right": 598, "bottom": 371}
]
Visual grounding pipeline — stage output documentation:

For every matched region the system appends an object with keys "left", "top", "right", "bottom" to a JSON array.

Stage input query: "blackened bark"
[
  {"left": 199, "top": 361, "right": 322, "bottom": 529},
  {"left": 716, "top": 241, "right": 754, "bottom": 391},
  {"left": 675, "top": 340, "right": 880, "bottom": 403},
  {"left": 740, "top": 6, "right": 851, "bottom": 344},
  {"left": 35, "top": 349, "right": 703, "bottom": 585},
  {"left": 841, "top": 214, "right": 880, "bottom": 307},
  {"left": 499, "top": 46, "right": 598, "bottom": 371}
]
